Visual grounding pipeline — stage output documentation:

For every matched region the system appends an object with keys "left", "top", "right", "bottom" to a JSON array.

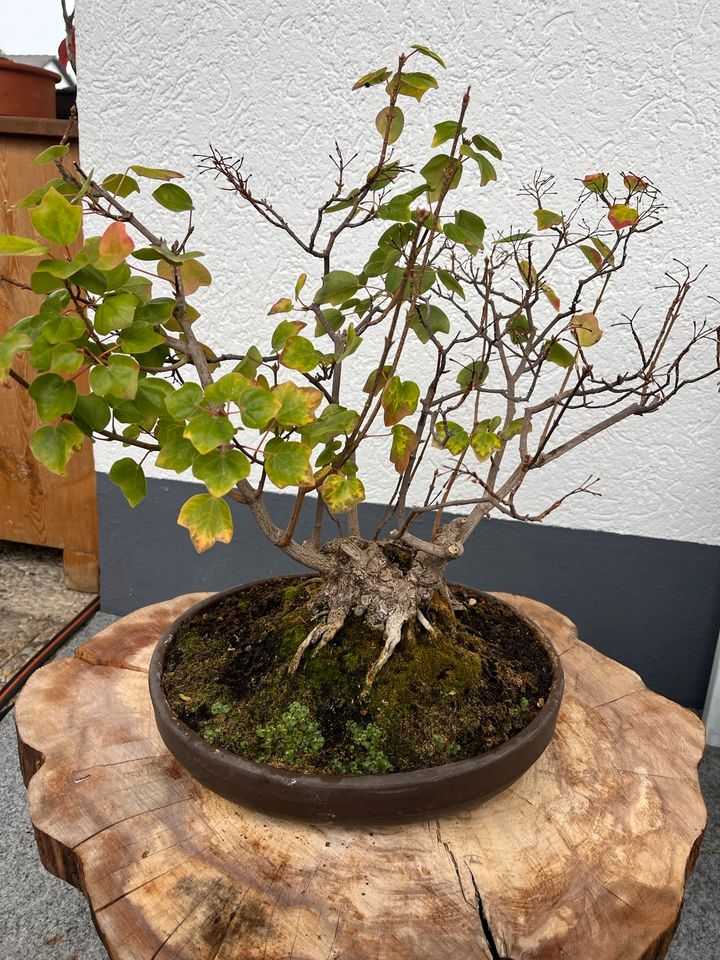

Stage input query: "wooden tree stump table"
[{"left": 15, "top": 593, "right": 706, "bottom": 960}]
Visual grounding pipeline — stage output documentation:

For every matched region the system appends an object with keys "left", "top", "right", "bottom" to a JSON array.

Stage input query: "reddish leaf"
[
  {"left": 608, "top": 204, "right": 639, "bottom": 231},
  {"left": 98, "top": 222, "right": 135, "bottom": 268}
]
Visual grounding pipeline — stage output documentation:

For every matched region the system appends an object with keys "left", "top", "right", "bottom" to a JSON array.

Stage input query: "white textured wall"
[{"left": 76, "top": 0, "right": 720, "bottom": 545}]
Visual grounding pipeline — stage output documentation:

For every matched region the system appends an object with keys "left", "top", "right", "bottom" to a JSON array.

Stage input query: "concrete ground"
[{"left": 0, "top": 612, "right": 717, "bottom": 959}]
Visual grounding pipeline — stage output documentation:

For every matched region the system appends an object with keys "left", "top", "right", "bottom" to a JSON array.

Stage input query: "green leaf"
[
  {"left": 608, "top": 204, "right": 639, "bottom": 230},
  {"left": 264, "top": 437, "right": 313, "bottom": 488},
  {"left": 534, "top": 209, "right": 563, "bottom": 230},
  {"left": 30, "top": 422, "right": 83, "bottom": 475},
  {"left": 94, "top": 293, "right": 138, "bottom": 334},
  {"left": 192, "top": 448, "right": 250, "bottom": 497},
  {"left": 178, "top": 494, "right": 233, "bottom": 552},
  {"left": 321, "top": 474, "right": 365, "bottom": 513},
  {"left": 375, "top": 106, "right": 404, "bottom": 144},
  {"left": 377, "top": 185, "right": 427, "bottom": 222},
  {"left": 433, "top": 420, "right": 469, "bottom": 455},
  {"left": 570, "top": 311, "right": 603, "bottom": 347},
  {"left": 72, "top": 393, "right": 111, "bottom": 433},
  {"left": 237, "top": 385, "right": 281, "bottom": 429},
  {"left": 387, "top": 71, "right": 438, "bottom": 101},
  {"left": 366, "top": 161, "right": 402, "bottom": 191},
  {"left": 268, "top": 297, "right": 294, "bottom": 316},
  {"left": 386, "top": 265, "right": 436, "bottom": 299},
  {"left": 408, "top": 303, "right": 450, "bottom": 343},
  {"left": 583, "top": 172, "right": 609, "bottom": 194},
  {"left": 0, "top": 235, "right": 49, "bottom": 257},
  {"left": 591, "top": 236, "right": 615, "bottom": 266},
  {"left": 130, "top": 164, "right": 184, "bottom": 181},
  {"left": 390, "top": 424, "right": 418, "bottom": 473},
  {"left": 363, "top": 365, "right": 392, "bottom": 396},
  {"left": 456, "top": 359, "right": 489, "bottom": 390},
  {"left": 315, "top": 270, "right": 360, "bottom": 306},
  {"left": 499, "top": 417, "right": 528, "bottom": 441},
  {"left": 471, "top": 134, "right": 502, "bottom": 161},
  {"left": 183, "top": 411, "right": 236, "bottom": 454},
  {"left": 420, "top": 154, "right": 462, "bottom": 200},
  {"left": 545, "top": 340, "right": 576, "bottom": 368},
  {"left": 233, "top": 344, "right": 262, "bottom": 379},
  {"left": 49, "top": 342, "right": 83, "bottom": 374},
  {"left": 410, "top": 43, "right": 445, "bottom": 67},
  {"left": 203, "top": 373, "right": 250, "bottom": 405},
  {"left": 109, "top": 457, "right": 147, "bottom": 507},
  {"left": 33, "top": 144, "right": 70, "bottom": 166},
  {"left": 98, "top": 222, "right": 135, "bottom": 268},
  {"left": 382, "top": 376, "right": 419, "bottom": 426},
  {"left": 364, "top": 245, "right": 402, "bottom": 277},
  {"left": 506, "top": 313, "right": 532, "bottom": 344},
  {"left": 165, "top": 382, "right": 204, "bottom": 420},
  {"left": 102, "top": 172, "right": 140, "bottom": 197},
  {"left": 272, "top": 319, "right": 305, "bottom": 351},
  {"left": 461, "top": 147, "right": 497, "bottom": 186},
  {"left": 28, "top": 372, "right": 77, "bottom": 421},
  {"left": 470, "top": 423, "right": 503, "bottom": 461},
  {"left": 495, "top": 231, "right": 534, "bottom": 244},
  {"left": 272, "top": 381, "right": 323, "bottom": 427},
  {"left": 152, "top": 183, "right": 194, "bottom": 212},
  {"left": 30, "top": 187, "right": 82, "bottom": 246},
  {"left": 89, "top": 355, "right": 140, "bottom": 400},
  {"left": 281, "top": 335, "right": 323, "bottom": 373},
  {"left": 0, "top": 329, "right": 32, "bottom": 380},
  {"left": 579, "top": 243, "right": 603, "bottom": 270},
  {"left": 119, "top": 322, "right": 166, "bottom": 354},
  {"left": 352, "top": 67, "right": 391, "bottom": 90},
  {"left": 431, "top": 120, "right": 466, "bottom": 148},
  {"left": 313, "top": 308, "right": 344, "bottom": 338},
  {"left": 156, "top": 430, "right": 198, "bottom": 472},
  {"left": 135, "top": 297, "right": 175, "bottom": 325},
  {"left": 299, "top": 404, "right": 358, "bottom": 447},
  {"left": 444, "top": 209, "right": 486, "bottom": 253},
  {"left": 436, "top": 269, "right": 465, "bottom": 300}
]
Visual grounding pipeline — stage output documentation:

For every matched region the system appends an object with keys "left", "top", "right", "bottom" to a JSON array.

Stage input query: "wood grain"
[
  {"left": 15, "top": 593, "right": 706, "bottom": 960},
  {"left": 0, "top": 124, "right": 98, "bottom": 592}
]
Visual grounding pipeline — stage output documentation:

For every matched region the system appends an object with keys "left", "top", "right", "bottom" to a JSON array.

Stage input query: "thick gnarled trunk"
[{"left": 289, "top": 535, "right": 459, "bottom": 684}]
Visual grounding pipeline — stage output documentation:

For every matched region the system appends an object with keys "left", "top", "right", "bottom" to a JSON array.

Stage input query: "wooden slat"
[{"left": 0, "top": 129, "right": 98, "bottom": 591}]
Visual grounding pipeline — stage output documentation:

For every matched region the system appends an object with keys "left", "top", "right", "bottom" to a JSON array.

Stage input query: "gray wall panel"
[{"left": 97, "top": 474, "right": 720, "bottom": 709}]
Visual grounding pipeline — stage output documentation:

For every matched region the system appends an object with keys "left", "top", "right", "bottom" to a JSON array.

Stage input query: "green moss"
[{"left": 162, "top": 576, "right": 553, "bottom": 774}]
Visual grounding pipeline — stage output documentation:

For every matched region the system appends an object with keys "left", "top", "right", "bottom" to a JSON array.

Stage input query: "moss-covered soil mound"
[{"left": 162, "top": 576, "right": 554, "bottom": 774}]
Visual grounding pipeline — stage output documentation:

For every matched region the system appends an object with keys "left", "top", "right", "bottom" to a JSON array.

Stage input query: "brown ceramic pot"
[
  {"left": 0, "top": 60, "right": 60, "bottom": 118},
  {"left": 149, "top": 576, "right": 564, "bottom": 824}
]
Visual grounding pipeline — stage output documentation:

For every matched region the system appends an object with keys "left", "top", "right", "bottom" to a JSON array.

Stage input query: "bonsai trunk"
[{"left": 290, "top": 525, "right": 464, "bottom": 685}]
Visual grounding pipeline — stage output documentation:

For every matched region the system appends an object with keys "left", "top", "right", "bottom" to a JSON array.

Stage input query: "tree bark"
[{"left": 15, "top": 591, "right": 706, "bottom": 960}]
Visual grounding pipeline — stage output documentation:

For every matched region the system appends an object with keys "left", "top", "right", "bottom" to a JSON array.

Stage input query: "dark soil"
[{"left": 162, "top": 576, "right": 554, "bottom": 775}]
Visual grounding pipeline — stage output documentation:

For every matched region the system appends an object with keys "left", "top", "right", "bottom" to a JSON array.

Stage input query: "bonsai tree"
[{"left": 1, "top": 44, "right": 717, "bottom": 685}]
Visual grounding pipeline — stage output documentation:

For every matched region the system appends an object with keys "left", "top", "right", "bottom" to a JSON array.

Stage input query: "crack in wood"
[{"left": 468, "top": 868, "right": 512, "bottom": 960}]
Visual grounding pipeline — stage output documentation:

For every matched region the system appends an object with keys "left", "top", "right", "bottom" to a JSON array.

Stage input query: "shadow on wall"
[{"left": 97, "top": 473, "right": 720, "bottom": 710}]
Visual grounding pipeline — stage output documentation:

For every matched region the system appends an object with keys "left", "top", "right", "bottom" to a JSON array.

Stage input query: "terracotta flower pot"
[
  {"left": 0, "top": 59, "right": 60, "bottom": 119},
  {"left": 149, "top": 576, "right": 564, "bottom": 824}
]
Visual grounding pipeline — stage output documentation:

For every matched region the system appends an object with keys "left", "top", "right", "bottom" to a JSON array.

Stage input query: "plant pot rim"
[
  {"left": 149, "top": 575, "right": 564, "bottom": 824},
  {"left": 0, "top": 59, "right": 61, "bottom": 83}
]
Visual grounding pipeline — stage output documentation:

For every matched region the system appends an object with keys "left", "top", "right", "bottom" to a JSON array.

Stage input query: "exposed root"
[
  {"left": 288, "top": 606, "right": 348, "bottom": 673},
  {"left": 364, "top": 609, "right": 409, "bottom": 689},
  {"left": 417, "top": 609, "right": 434, "bottom": 633}
]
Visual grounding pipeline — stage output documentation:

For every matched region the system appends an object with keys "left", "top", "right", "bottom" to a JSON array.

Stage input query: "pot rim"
[
  {"left": 149, "top": 575, "right": 564, "bottom": 797},
  {"left": 0, "top": 59, "right": 61, "bottom": 82}
]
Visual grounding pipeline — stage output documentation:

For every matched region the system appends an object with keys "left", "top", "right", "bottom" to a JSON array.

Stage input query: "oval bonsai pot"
[
  {"left": 0, "top": 60, "right": 60, "bottom": 119},
  {"left": 149, "top": 577, "right": 564, "bottom": 824}
]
